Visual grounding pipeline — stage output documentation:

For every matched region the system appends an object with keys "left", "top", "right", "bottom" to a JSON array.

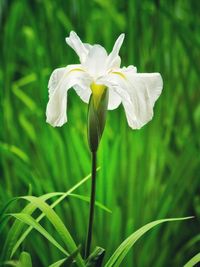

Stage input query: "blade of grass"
[
  {"left": 9, "top": 213, "right": 69, "bottom": 256},
  {"left": 69, "top": 194, "right": 112, "bottom": 213},
  {"left": 20, "top": 196, "right": 85, "bottom": 267},
  {"left": 2, "top": 172, "right": 96, "bottom": 261},
  {"left": 105, "top": 217, "right": 193, "bottom": 267},
  {"left": 16, "top": 251, "right": 32, "bottom": 267},
  {"left": 184, "top": 253, "right": 200, "bottom": 267}
]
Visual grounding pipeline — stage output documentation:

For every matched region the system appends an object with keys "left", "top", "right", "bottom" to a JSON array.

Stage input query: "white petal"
[
  {"left": 107, "top": 33, "right": 125, "bottom": 69},
  {"left": 122, "top": 71, "right": 163, "bottom": 129},
  {"left": 132, "top": 73, "right": 163, "bottom": 104},
  {"left": 84, "top": 43, "right": 93, "bottom": 51},
  {"left": 121, "top": 65, "right": 137, "bottom": 73},
  {"left": 102, "top": 69, "right": 163, "bottom": 129},
  {"left": 96, "top": 75, "right": 126, "bottom": 110},
  {"left": 108, "top": 89, "right": 122, "bottom": 110},
  {"left": 48, "top": 67, "right": 66, "bottom": 96},
  {"left": 83, "top": 45, "right": 108, "bottom": 78},
  {"left": 46, "top": 65, "right": 91, "bottom": 127},
  {"left": 73, "top": 85, "right": 91, "bottom": 103},
  {"left": 65, "top": 31, "right": 88, "bottom": 64}
]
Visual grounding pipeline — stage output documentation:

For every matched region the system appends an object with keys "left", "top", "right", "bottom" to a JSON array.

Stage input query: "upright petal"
[
  {"left": 65, "top": 31, "right": 88, "bottom": 64},
  {"left": 46, "top": 65, "right": 91, "bottom": 127},
  {"left": 101, "top": 68, "right": 163, "bottom": 129},
  {"left": 83, "top": 45, "right": 108, "bottom": 78},
  {"left": 107, "top": 33, "right": 125, "bottom": 69}
]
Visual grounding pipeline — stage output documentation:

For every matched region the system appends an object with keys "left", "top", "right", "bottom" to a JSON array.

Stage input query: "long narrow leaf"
[
  {"left": 69, "top": 194, "right": 112, "bottom": 213},
  {"left": 16, "top": 252, "right": 32, "bottom": 267},
  {"left": 184, "top": 253, "right": 200, "bottom": 267},
  {"left": 2, "top": 172, "right": 94, "bottom": 260},
  {"left": 20, "top": 196, "right": 85, "bottom": 267},
  {"left": 10, "top": 213, "right": 69, "bottom": 256},
  {"left": 105, "top": 217, "right": 193, "bottom": 267},
  {"left": 49, "top": 258, "right": 67, "bottom": 267}
]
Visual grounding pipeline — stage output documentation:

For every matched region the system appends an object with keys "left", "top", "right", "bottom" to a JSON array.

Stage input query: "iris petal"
[
  {"left": 46, "top": 65, "right": 91, "bottom": 127},
  {"left": 65, "top": 31, "right": 88, "bottom": 64},
  {"left": 83, "top": 45, "right": 108, "bottom": 78},
  {"left": 107, "top": 34, "right": 125, "bottom": 69},
  {"left": 98, "top": 68, "right": 163, "bottom": 129}
]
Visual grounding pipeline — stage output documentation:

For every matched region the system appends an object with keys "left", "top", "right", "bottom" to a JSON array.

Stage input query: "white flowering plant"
[{"left": 1, "top": 32, "right": 192, "bottom": 267}]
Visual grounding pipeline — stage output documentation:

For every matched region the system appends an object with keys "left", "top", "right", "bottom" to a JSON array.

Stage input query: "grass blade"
[
  {"left": 20, "top": 196, "right": 85, "bottom": 267},
  {"left": 69, "top": 194, "right": 112, "bottom": 213},
  {"left": 184, "top": 253, "right": 200, "bottom": 267},
  {"left": 2, "top": 172, "right": 94, "bottom": 261},
  {"left": 16, "top": 252, "right": 32, "bottom": 267},
  {"left": 10, "top": 213, "right": 69, "bottom": 256},
  {"left": 105, "top": 217, "right": 193, "bottom": 267},
  {"left": 48, "top": 258, "right": 67, "bottom": 267}
]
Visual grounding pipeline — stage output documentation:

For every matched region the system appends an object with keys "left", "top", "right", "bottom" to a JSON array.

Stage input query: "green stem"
[{"left": 85, "top": 151, "right": 97, "bottom": 259}]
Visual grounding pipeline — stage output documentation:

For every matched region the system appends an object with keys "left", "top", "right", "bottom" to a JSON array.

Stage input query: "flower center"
[{"left": 90, "top": 82, "right": 107, "bottom": 108}]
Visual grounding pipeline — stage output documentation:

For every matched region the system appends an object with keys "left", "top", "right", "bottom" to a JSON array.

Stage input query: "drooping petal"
[
  {"left": 65, "top": 31, "right": 89, "bottom": 64},
  {"left": 99, "top": 68, "right": 163, "bottom": 128},
  {"left": 106, "top": 33, "right": 125, "bottom": 69},
  {"left": 46, "top": 65, "right": 91, "bottom": 127},
  {"left": 120, "top": 70, "right": 163, "bottom": 129},
  {"left": 83, "top": 45, "right": 108, "bottom": 78}
]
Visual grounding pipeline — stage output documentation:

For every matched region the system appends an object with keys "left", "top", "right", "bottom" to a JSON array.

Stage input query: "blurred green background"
[{"left": 0, "top": 0, "right": 200, "bottom": 266}]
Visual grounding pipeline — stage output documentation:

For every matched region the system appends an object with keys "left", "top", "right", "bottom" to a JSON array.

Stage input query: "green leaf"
[
  {"left": 48, "top": 258, "right": 67, "bottom": 267},
  {"left": 9, "top": 213, "right": 69, "bottom": 256},
  {"left": 0, "top": 260, "right": 18, "bottom": 266},
  {"left": 2, "top": 193, "right": 62, "bottom": 261},
  {"left": 20, "top": 196, "right": 85, "bottom": 267},
  {"left": 16, "top": 252, "right": 32, "bottom": 267},
  {"left": 2, "top": 172, "right": 94, "bottom": 261},
  {"left": 86, "top": 247, "right": 105, "bottom": 267},
  {"left": 69, "top": 194, "right": 112, "bottom": 213},
  {"left": 105, "top": 217, "right": 193, "bottom": 267},
  {"left": 49, "top": 245, "right": 81, "bottom": 267},
  {"left": 61, "top": 245, "right": 81, "bottom": 267},
  {"left": 184, "top": 253, "right": 200, "bottom": 267}
]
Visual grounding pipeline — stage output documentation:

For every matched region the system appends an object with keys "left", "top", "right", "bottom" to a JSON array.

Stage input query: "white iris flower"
[{"left": 46, "top": 31, "right": 163, "bottom": 129}]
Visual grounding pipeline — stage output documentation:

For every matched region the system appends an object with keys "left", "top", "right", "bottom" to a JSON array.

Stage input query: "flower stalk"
[
  {"left": 85, "top": 150, "right": 97, "bottom": 259},
  {"left": 85, "top": 88, "right": 108, "bottom": 258}
]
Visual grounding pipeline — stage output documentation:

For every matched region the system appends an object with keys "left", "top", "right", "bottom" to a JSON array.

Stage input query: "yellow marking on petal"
[
  {"left": 69, "top": 68, "right": 85, "bottom": 73},
  {"left": 112, "top": 71, "right": 126, "bottom": 79},
  {"left": 90, "top": 82, "right": 107, "bottom": 109}
]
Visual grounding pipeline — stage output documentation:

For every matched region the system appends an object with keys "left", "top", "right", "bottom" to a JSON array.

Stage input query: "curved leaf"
[
  {"left": 48, "top": 244, "right": 81, "bottom": 267},
  {"left": 49, "top": 258, "right": 67, "bottom": 267},
  {"left": 16, "top": 252, "right": 32, "bottom": 267},
  {"left": 21, "top": 196, "right": 85, "bottom": 267},
  {"left": 69, "top": 194, "right": 112, "bottom": 213},
  {"left": 2, "top": 172, "right": 94, "bottom": 260},
  {"left": 184, "top": 253, "right": 200, "bottom": 267},
  {"left": 105, "top": 217, "right": 193, "bottom": 267},
  {"left": 10, "top": 213, "right": 69, "bottom": 256}
]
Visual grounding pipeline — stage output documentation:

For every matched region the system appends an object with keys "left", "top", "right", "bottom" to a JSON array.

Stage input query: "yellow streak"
[
  {"left": 111, "top": 71, "right": 126, "bottom": 79},
  {"left": 69, "top": 68, "right": 85, "bottom": 73}
]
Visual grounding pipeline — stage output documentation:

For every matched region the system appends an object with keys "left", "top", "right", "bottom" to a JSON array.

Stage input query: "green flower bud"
[{"left": 87, "top": 84, "right": 108, "bottom": 152}]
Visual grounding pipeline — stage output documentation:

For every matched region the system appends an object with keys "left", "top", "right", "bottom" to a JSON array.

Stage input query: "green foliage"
[
  {"left": 105, "top": 217, "right": 193, "bottom": 267},
  {"left": 2, "top": 181, "right": 192, "bottom": 267},
  {"left": 184, "top": 253, "right": 200, "bottom": 267},
  {"left": 1, "top": 0, "right": 200, "bottom": 266},
  {"left": 16, "top": 252, "right": 32, "bottom": 267}
]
